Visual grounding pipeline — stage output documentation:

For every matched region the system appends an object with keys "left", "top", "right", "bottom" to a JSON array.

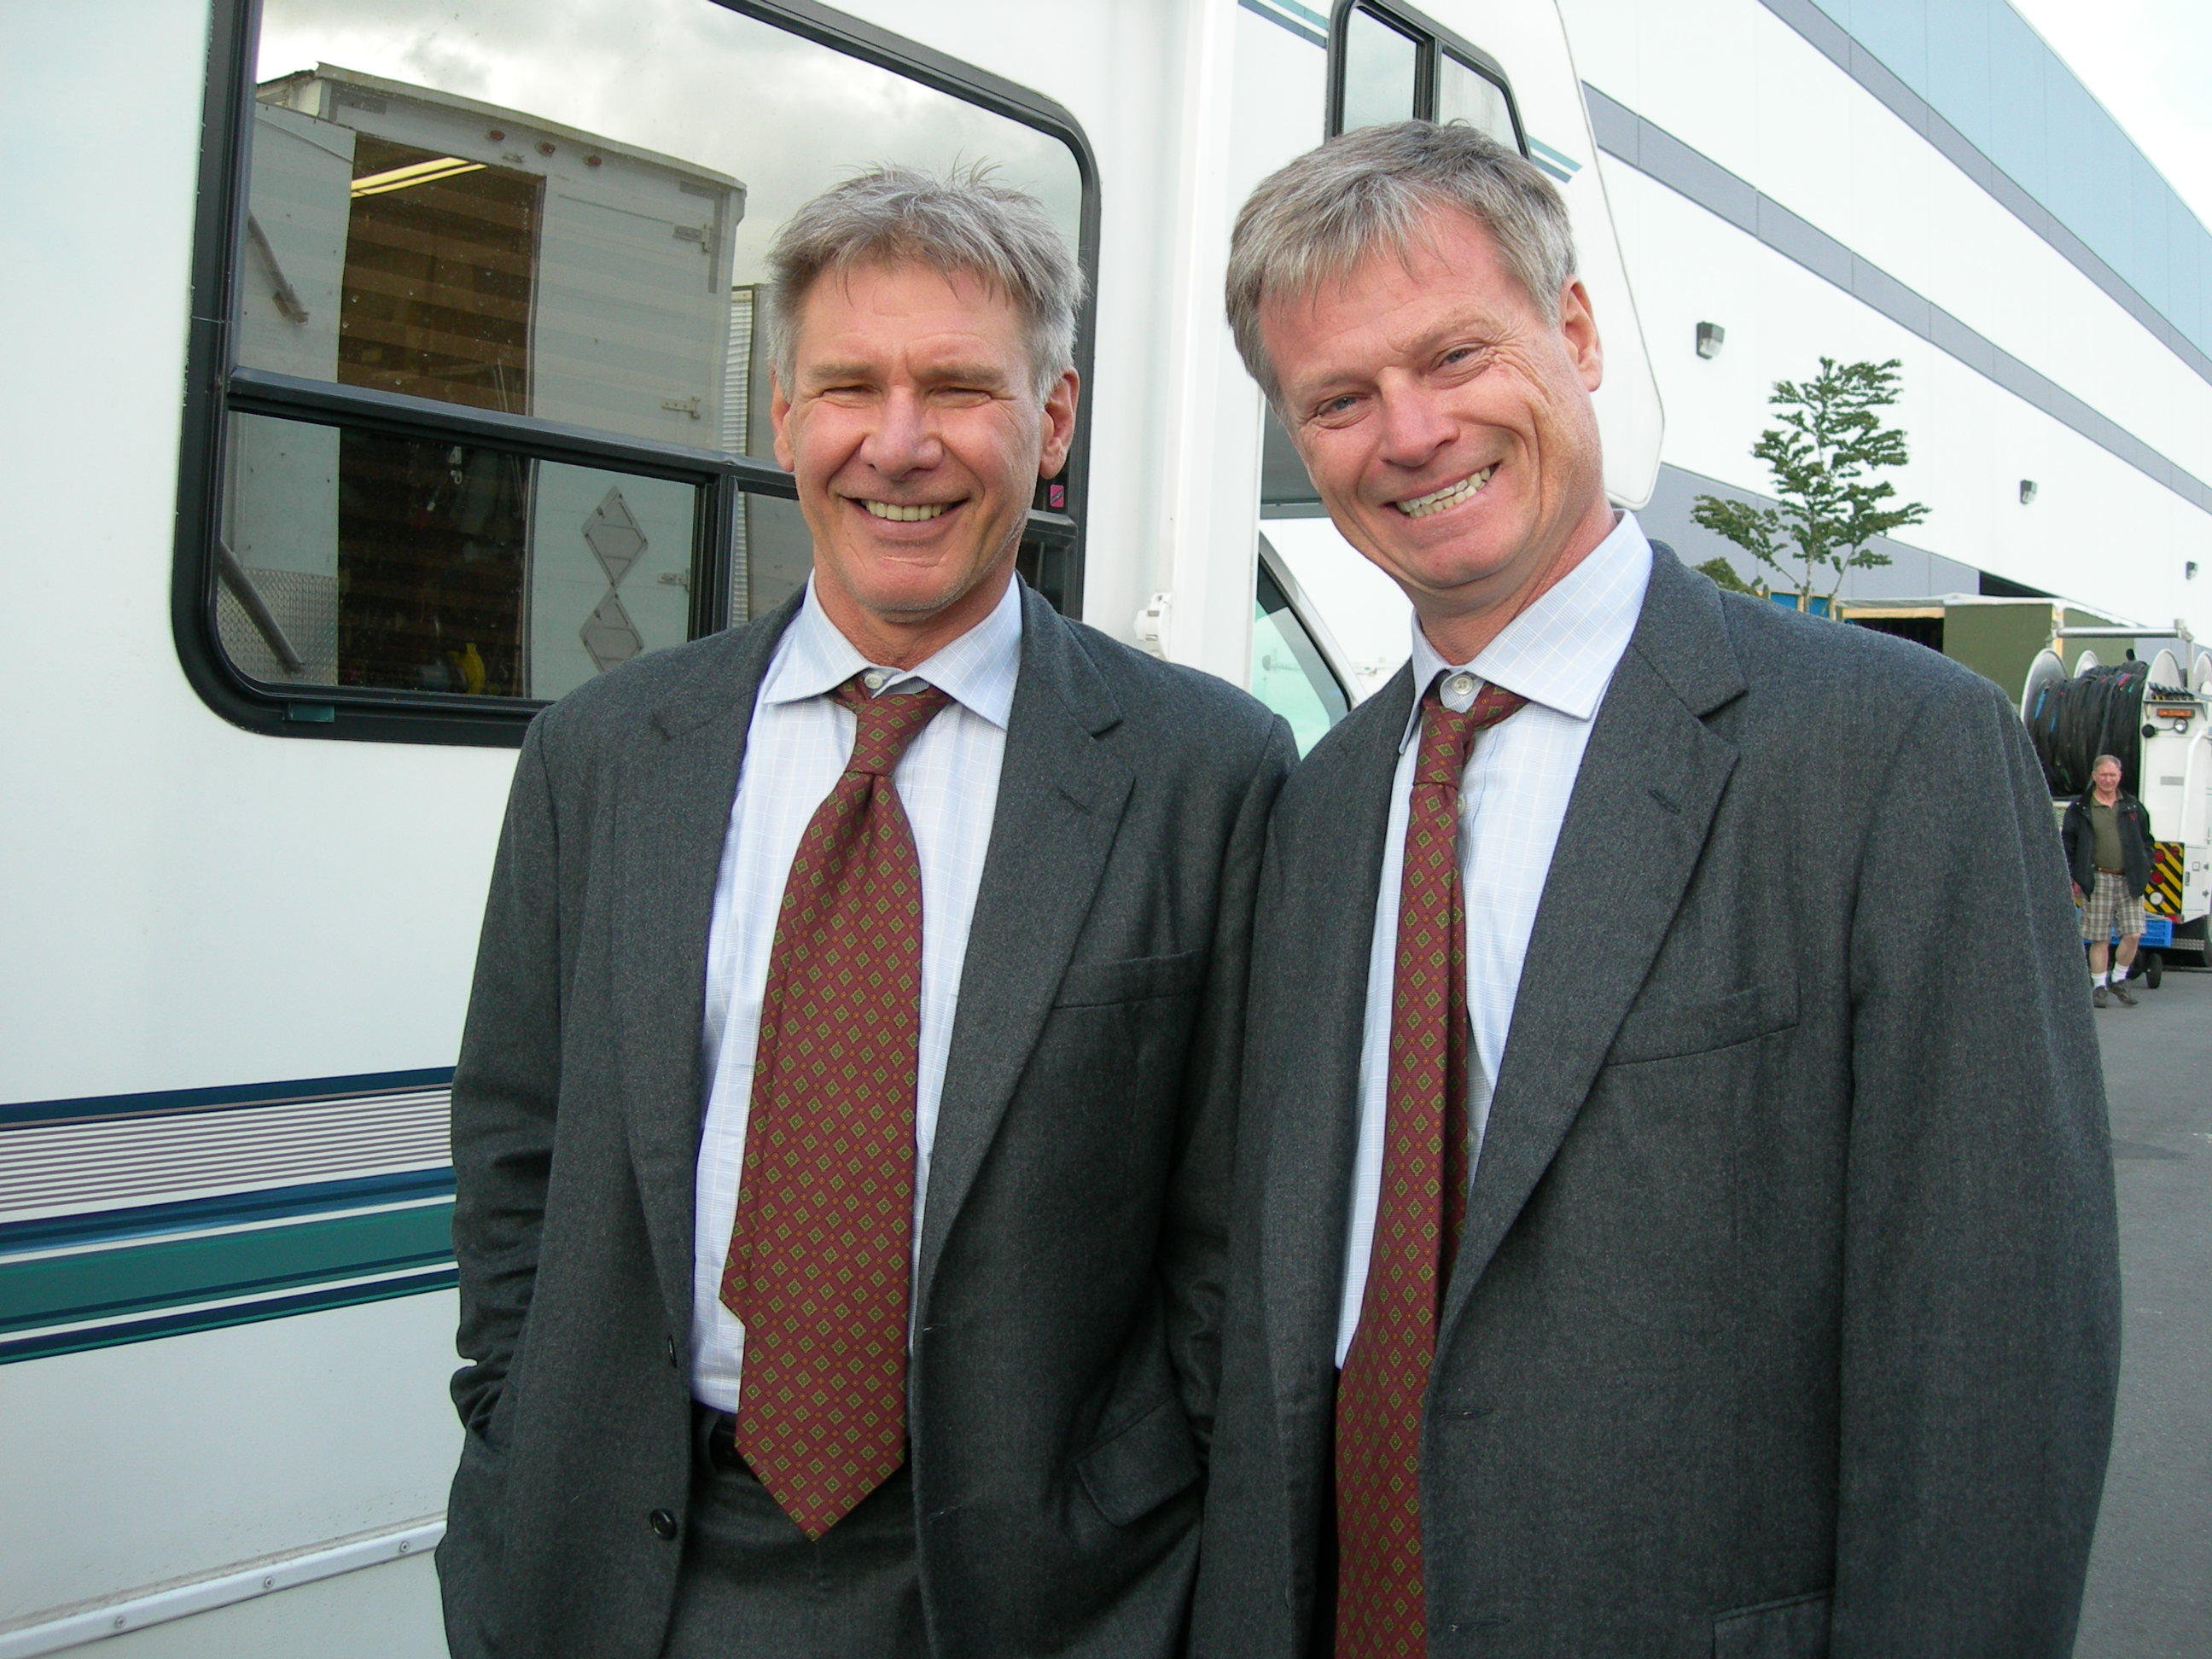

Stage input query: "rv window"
[
  {"left": 218, "top": 414, "right": 700, "bottom": 702},
  {"left": 182, "top": 0, "right": 1094, "bottom": 743},
  {"left": 1341, "top": 7, "right": 1422, "bottom": 131},
  {"left": 1253, "top": 558, "right": 1351, "bottom": 754},
  {"left": 242, "top": 4, "right": 1083, "bottom": 457},
  {"left": 1330, "top": 2, "right": 1525, "bottom": 148},
  {"left": 1435, "top": 54, "right": 1516, "bottom": 147}
]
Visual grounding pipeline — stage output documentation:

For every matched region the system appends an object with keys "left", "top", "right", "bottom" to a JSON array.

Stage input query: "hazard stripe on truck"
[{"left": 2149, "top": 841, "right": 2186, "bottom": 917}]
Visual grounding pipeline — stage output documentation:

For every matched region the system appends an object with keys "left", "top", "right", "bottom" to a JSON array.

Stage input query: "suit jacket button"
[{"left": 649, "top": 1508, "right": 679, "bottom": 1540}]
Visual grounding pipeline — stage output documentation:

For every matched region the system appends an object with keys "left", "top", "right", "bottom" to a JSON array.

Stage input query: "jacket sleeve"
[
  {"left": 1831, "top": 676, "right": 2120, "bottom": 1656},
  {"left": 447, "top": 715, "right": 568, "bottom": 1442},
  {"left": 2059, "top": 800, "right": 2084, "bottom": 888},
  {"left": 1159, "top": 716, "right": 1298, "bottom": 1451}
]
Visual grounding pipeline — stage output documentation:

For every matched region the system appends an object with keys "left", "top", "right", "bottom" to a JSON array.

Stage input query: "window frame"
[
  {"left": 176, "top": 0, "right": 1102, "bottom": 746},
  {"left": 1325, "top": 0, "right": 1526, "bottom": 150},
  {"left": 1256, "top": 536, "right": 1355, "bottom": 719}
]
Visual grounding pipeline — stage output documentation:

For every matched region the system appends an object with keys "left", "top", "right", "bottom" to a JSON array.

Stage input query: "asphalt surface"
[{"left": 2075, "top": 963, "right": 2212, "bottom": 1657}]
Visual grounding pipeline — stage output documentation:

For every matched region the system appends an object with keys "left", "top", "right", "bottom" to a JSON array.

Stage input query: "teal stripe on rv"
[
  {"left": 0, "top": 1270, "right": 457, "bottom": 1366},
  {"left": 1528, "top": 137, "right": 1581, "bottom": 181},
  {"left": 1238, "top": 0, "right": 1326, "bottom": 48},
  {"left": 0, "top": 1203, "right": 455, "bottom": 1337}
]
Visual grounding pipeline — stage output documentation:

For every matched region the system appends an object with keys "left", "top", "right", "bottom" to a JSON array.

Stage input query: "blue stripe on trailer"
[
  {"left": 0, "top": 1167, "right": 457, "bottom": 1255},
  {"left": 0, "top": 1066, "right": 457, "bottom": 1129}
]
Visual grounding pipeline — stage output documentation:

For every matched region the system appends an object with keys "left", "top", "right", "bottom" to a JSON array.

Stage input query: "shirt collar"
[
  {"left": 760, "top": 573, "right": 1025, "bottom": 730},
  {"left": 1399, "top": 511, "right": 1653, "bottom": 751}
]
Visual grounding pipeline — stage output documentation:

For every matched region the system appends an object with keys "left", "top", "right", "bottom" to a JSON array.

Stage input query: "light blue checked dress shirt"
[
  {"left": 1336, "top": 514, "right": 1652, "bottom": 1363},
  {"left": 690, "top": 576, "right": 1024, "bottom": 1412}
]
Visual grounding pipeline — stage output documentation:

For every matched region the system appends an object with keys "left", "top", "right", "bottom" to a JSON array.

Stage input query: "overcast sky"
[{"left": 2007, "top": 0, "right": 2212, "bottom": 231}]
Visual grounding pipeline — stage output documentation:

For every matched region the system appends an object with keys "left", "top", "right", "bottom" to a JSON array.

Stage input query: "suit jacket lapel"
[
  {"left": 915, "top": 589, "right": 1133, "bottom": 1308},
  {"left": 1260, "top": 666, "right": 1412, "bottom": 1446},
  {"left": 614, "top": 594, "right": 800, "bottom": 1336},
  {"left": 1438, "top": 555, "right": 1745, "bottom": 1347}
]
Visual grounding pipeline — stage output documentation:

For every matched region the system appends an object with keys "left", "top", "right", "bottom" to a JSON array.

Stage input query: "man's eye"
[{"left": 1315, "top": 394, "right": 1361, "bottom": 419}]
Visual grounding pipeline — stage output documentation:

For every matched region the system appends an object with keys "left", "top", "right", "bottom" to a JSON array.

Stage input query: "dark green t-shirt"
[{"left": 2091, "top": 801, "right": 2124, "bottom": 872}]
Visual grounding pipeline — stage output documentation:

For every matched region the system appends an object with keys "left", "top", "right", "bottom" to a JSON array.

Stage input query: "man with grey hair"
[
  {"left": 1193, "top": 121, "right": 2117, "bottom": 1657},
  {"left": 438, "top": 166, "right": 1292, "bottom": 1658}
]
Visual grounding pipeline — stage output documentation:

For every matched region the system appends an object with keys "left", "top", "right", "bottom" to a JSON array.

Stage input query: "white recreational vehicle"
[{"left": 3, "top": 0, "right": 2207, "bottom": 1652}]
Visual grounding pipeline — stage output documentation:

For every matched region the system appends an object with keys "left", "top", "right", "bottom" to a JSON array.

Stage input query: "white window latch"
[{"left": 1133, "top": 591, "right": 1173, "bottom": 659}]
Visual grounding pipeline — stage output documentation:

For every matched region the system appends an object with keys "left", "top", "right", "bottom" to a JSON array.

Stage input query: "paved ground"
[{"left": 2075, "top": 963, "right": 2212, "bottom": 1658}]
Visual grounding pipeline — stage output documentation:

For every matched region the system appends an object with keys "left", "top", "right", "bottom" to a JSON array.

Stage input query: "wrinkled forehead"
[{"left": 1257, "top": 214, "right": 1536, "bottom": 392}]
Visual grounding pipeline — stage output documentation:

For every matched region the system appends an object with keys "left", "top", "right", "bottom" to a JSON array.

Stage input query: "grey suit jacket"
[
  {"left": 437, "top": 584, "right": 1295, "bottom": 1658},
  {"left": 1192, "top": 551, "right": 2120, "bottom": 1658}
]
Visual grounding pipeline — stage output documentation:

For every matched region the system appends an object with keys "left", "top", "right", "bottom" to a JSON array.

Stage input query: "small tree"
[
  {"left": 1694, "top": 556, "right": 1762, "bottom": 597},
  {"left": 1691, "top": 357, "right": 1930, "bottom": 613}
]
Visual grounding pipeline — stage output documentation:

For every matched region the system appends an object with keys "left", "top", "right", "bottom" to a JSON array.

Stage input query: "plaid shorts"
[{"left": 2081, "top": 871, "right": 2146, "bottom": 941}]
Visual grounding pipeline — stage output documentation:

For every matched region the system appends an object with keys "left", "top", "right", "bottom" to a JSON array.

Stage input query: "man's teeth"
[
  {"left": 864, "top": 500, "right": 950, "bottom": 521},
  {"left": 1395, "top": 466, "right": 1497, "bottom": 519}
]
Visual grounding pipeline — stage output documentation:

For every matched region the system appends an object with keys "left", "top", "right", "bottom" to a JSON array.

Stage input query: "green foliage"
[
  {"left": 1690, "top": 357, "right": 1931, "bottom": 613},
  {"left": 1694, "top": 556, "right": 1761, "bottom": 596}
]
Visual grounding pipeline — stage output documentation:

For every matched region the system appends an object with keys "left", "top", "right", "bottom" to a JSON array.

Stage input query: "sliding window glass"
[
  {"left": 1327, "top": 2, "right": 1522, "bottom": 147},
  {"left": 185, "top": 0, "right": 1093, "bottom": 742},
  {"left": 1340, "top": 7, "right": 1420, "bottom": 133}
]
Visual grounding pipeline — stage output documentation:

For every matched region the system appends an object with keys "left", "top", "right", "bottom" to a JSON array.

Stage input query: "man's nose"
[
  {"left": 1373, "top": 381, "right": 1454, "bottom": 473},
  {"left": 861, "top": 387, "right": 943, "bottom": 476}
]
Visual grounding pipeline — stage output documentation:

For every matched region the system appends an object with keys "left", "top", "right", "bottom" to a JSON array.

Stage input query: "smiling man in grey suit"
[
  {"left": 1191, "top": 122, "right": 2119, "bottom": 1658},
  {"left": 436, "top": 167, "right": 1292, "bottom": 1659}
]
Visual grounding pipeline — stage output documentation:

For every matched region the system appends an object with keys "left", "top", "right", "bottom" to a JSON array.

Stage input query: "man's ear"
[
  {"left": 770, "top": 371, "right": 795, "bottom": 473},
  {"left": 1038, "top": 369, "right": 1080, "bottom": 478},
  {"left": 1559, "top": 279, "right": 1604, "bottom": 393}
]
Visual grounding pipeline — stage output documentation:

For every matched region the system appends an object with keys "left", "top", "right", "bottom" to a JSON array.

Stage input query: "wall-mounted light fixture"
[
  {"left": 2018, "top": 479, "right": 2038, "bottom": 504},
  {"left": 2188, "top": 562, "right": 2199, "bottom": 581},
  {"left": 1695, "top": 322, "right": 1725, "bottom": 359}
]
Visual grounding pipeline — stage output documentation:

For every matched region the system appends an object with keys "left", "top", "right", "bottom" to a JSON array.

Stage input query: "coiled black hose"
[{"left": 2025, "top": 660, "right": 2145, "bottom": 797}]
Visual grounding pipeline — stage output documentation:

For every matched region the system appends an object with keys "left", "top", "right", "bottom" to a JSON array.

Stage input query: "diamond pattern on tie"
[
  {"left": 722, "top": 675, "right": 951, "bottom": 1540},
  {"left": 1336, "top": 676, "right": 1527, "bottom": 1658}
]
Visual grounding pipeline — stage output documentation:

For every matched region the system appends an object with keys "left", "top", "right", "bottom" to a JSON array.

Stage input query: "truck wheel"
[{"left": 2145, "top": 951, "right": 2164, "bottom": 989}]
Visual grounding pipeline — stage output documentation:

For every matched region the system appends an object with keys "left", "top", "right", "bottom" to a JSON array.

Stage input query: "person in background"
[
  {"left": 2064, "top": 752, "right": 2154, "bottom": 1008},
  {"left": 438, "top": 166, "right": 1292, "bottom": 1659}
]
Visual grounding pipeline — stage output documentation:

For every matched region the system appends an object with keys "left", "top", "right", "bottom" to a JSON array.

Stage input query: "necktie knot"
[
  {"left": 1414, "top": 676, "right": 1527, "bottom": 788},
  {"left": 834, "top": 676, "right": 953, "bottom": 777}
]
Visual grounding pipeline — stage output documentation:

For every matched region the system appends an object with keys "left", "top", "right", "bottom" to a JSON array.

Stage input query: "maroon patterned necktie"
[
  {"left": 721, "top": 673, "right": 952, "bottom": 1540},
  {"left": 1335, "top": 674, "right": 1528, "bottom": 1657}
]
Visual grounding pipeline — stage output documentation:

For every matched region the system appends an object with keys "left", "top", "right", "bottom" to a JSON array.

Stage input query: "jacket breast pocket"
[
  {"left": 1605, "top": 980, "right": 1798, "bottom": 1066},
  {"left": 1054, "top": 948, "right": 1206, "bottom": 1008},
  {"left": 1712, "top": 1590, "right": 1831, "bottom": 1657}
]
